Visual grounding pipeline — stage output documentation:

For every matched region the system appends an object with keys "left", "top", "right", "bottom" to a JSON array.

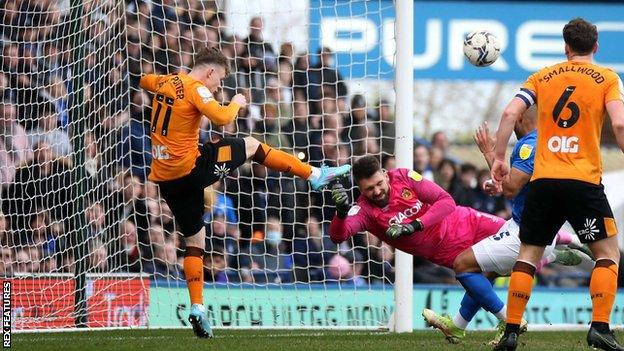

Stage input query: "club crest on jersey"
[
  {"left": 519, "top": 144, "right": 533, "bottom": 160},
  {"left": 401, "top": 188, "right": 413, "bottom": 200}
]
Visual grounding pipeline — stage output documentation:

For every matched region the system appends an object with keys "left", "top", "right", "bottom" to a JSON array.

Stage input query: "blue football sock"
[
  {"left": 456, "top": 272, "right": 504, "bottom": 315},
  {"left": 458, "top": 291, "right": 481, "bottom": 322}
]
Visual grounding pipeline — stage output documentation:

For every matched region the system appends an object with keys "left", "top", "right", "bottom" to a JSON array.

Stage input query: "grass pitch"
[{"left": 12, "top": 329, "right": 606, "bottom": 351}]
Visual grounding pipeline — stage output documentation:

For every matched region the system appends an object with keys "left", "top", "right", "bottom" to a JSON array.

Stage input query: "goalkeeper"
[
  {"left": 140, "top": 46, "right": 350, "bottom": 338},
  {"left": 329, "top": 155, "right": 587, "bottom": 344}
]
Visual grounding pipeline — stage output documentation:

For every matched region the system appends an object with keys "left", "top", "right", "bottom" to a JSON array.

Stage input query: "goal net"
[{"left": 0, "top": 0, "right": 149, "bottom": 329}]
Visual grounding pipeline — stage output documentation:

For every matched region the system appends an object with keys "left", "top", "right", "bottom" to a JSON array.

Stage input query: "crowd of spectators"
[{"left": 0, "top": 0, "right": 599, "bottom": 288}]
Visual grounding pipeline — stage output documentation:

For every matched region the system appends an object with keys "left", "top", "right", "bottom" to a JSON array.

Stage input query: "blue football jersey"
[{"left": 510, "top": 129, "right": 537, "bottom": 224}]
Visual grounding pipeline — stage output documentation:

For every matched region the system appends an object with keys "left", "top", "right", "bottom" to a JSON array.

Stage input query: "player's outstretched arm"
[
  {"left": 405, "top": 171, "right": 455, "bottom": 228},
  {"left": 607, "top": 100, "right": 624, "bottom": 153},
  {"left": 328, "top": 183, "right": 367, "bottom": 243},
  {"left": 474, "top": 122, "right": 531, "bottom": 199},
  {"left": 474, "top": 121, "right": 496, "bottom": 169},
  {"left": 492, "top": 98, "right": 527, "bottom": 182},
  {"left": 192, "top": 91, "right": 247, "bottom": 126}
]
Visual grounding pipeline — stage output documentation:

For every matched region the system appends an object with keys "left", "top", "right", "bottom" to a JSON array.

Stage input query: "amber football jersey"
[
  {"left": 518, "top": 61, "right": 623, "bottom": 185},
  {"left": 140, "top": 73, "right": 240, "bottom": 182}
]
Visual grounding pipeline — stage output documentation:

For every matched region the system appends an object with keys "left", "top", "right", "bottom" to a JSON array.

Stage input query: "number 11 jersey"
[{"left": 140, "top": 73, "right": 240, "bottom": 182}]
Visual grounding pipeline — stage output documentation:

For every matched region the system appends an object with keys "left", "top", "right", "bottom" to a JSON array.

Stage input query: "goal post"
[
  {"left": 392, "top": 0, "right": 415, "bottom": 333},
  {"left": 68, "top": 0, "right": 89, "bottom": 328}
]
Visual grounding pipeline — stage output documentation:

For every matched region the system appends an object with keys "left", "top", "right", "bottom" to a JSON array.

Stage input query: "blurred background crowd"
[{"left": 0, "top": 0, "right": 609, "bottom": 288}]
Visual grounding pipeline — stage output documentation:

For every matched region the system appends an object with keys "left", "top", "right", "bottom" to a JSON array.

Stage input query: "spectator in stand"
[
  {"left": 251, "top": 216, "right": 293, "bottom": 280},
  {"left": 429, "top": 146, "right": 444, "bottom": 174},
  {"left": 152, "top": 238, "right": 183, "bottom": 280},
  {"left": 431, "top": 131, "right": 461, "bottom": 165},
  {"left": 327, "top": 254, "right": 365, "bottom": 286},
  {"left": 0, "top": 100, "right": 33, "bottom": 167},
  {"left": 15, "top": 247, "right": 39, "bottom": 273},
  {"left": 3, "top": 141, "right": 72, "bottom": 240},
  {"left": 86, "top": 201, "right": 107, "bottom": 240},
  {"left": 434, "top": 158, "right": 462, "bottom": 199},
  {"left": 342, "top": 94, "right": 372, "bottom": 157},
  {"left": 472, "top": 168, "right": 509, "bottom": 218},
  {"left": 27, "top": 102, "right": 72, "bottom": 158},
  {"left": 0, "top": 245, "right": 13, "bottom": 277},
  {"left": 118, "top": 219, "right": 141, "bottom": 272},
  {"left": 382, "top": 154, "right": 396, "bottom": 171},
  {"left": 414, "top": 143, "right": 434, "bottom": 181},
  {"left": 313, "top": 47, "right": 348, "bottom": 102},
  {"left": 244, "top": 16, "right": 277, "bottom": 73},
  {"left": 293, "top": 215, "right": 335, "bottom": 282},
  {"left": 279, "top": 42, "right": 294, "bottom": 63},
  {"left": 293, "top": 52, "right": 321, "bottom": 113},
  {"left": 89, "top": 240, "right": 109, "bottom": 273},
  {"left": 454, "top": 162, "right": 478, "bottom": 207},
  {"left": 376, "top": 99, "right": 395, "bottom": 156},
  {"left": 204, "top": 246, "right": 228, "bottom": 283}
]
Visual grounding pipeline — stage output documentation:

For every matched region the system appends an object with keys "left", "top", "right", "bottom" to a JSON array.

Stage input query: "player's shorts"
[
  {"left": 472, "top": 219, "right": 556, "bottom": 276},
  {"left": 158, "top": 138, "right": 247, "bottom": 236},
  {"left": 520, "top": 178, "right": 618, "bottom": 246},
  {"left": 429, "top": 207, "right": 506, "bottom": 268}
]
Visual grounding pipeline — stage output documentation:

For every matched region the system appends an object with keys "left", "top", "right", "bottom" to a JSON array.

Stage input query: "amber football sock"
[
  {"left": 506, "top": 261, "right": 536, "bottom": 326},
  {"left": 184, "top": 246, "right": 205, "bottom": 305},
  {"left": 253, "top": 143, "right": 312, "bottom": 179},
  {"left": 590, "top": 259, "right": 618, "bottom": 324}
]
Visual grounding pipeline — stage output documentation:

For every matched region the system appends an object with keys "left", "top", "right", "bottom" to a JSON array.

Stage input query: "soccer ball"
[{"left": 463, "top": 30, "right": 500, "bottom": 67}]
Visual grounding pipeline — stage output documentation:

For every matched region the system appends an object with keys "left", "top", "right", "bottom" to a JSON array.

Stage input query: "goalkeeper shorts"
[
  {"left": 519, "top": 178, "right": 617, "bottom": 246},
  {"left": 158, "top": 137, "right": 247, "bottom": 236}
]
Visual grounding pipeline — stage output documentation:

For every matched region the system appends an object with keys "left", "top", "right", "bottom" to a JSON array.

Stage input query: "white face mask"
[{"left": 266, "top": 230, "right": 282, "bottom": 245}]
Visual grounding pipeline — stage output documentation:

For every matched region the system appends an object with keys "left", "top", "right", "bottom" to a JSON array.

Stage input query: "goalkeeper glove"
[
  {"left": 331, "top": 183, "right": 351, "bottom": 218},
  {"left": 385, "top": 219, "right": 424, "bottom": 240}
]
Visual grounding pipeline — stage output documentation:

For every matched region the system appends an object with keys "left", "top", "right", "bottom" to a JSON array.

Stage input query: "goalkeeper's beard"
[{"left": 371, "top": 192, "right": 389, "bottom": 208}]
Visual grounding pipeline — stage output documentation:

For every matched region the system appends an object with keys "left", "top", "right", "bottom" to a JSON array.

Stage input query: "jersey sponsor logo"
[
  {"left": 213, "top": 163, "right": 231, "bottom": 179},
  {"left": 347, "top": 205, "right": 361, "bottom": 216},
  {"left": 401, "top": 188, "right": 413, "bottom": 200},
  {"left": 519, "top": 144, "right": 533, "bottom": 160},
  {"left": 388, "top": 200, "right": 423, "bottom": 226},
  {"left": 547, "top": 136, "right": 578, "bottom": 153},
  {"left": 152, "top": 145, "right": 170, "bottom": 160},
  {"left": 578, "top": 218, "right": 599, "bottom": 241},
  {"left": 197, "top": 86, "right": 213, "bottom": 103},
  {"left": 408, "top": 170, "right": 423, "bottom": 181}
]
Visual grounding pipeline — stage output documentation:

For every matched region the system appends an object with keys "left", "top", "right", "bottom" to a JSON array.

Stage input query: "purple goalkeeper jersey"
[{"left": 329, "top": 168, "right": 505, "bottom": 268}]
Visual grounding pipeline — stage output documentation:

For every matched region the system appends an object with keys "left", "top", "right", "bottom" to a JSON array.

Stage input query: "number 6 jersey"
[
  {"left": 140, "top": 73, "right": 241, "bottom": 182},
  {"left": 517, "top": 61, "right": 623, "bottom": 185}
]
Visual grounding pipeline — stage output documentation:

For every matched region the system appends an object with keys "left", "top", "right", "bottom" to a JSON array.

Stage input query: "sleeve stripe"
[
  {"left": 515, "top": 93, "right": 532, "bottom": 108},
  {"left": 520, "top": 88, "right": 536, "bottom": 101}
]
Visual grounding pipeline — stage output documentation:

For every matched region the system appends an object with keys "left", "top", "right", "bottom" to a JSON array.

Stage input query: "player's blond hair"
[{"left": 193, "top": 46, "right": 230, "bottom": 75}]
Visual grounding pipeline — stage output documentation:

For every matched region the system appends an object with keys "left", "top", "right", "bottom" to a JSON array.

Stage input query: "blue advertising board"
[{"left": 309, "top": 1, "right": 624, "bottom": 80}]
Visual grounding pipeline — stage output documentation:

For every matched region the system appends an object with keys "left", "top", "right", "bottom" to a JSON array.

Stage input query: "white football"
[{"left": 463, "top": 30, "right": 500, "bottom": 67}]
